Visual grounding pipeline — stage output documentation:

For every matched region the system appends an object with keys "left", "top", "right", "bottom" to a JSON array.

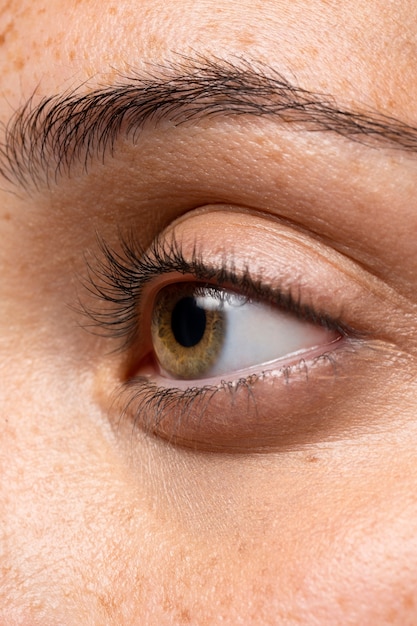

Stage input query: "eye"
[
  {"left": 84, "top": 212, "right": 370, "bottom": 450},
  {"left": 151, "top": 281, "right": 341, "bottom": 380}
]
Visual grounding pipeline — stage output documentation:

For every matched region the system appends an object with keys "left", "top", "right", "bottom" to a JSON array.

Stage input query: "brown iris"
[{"left": 151, "top": 283, "right": 226, "bottom": 379}]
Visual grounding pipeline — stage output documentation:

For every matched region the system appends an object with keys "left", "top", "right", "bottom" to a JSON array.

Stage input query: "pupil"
[{"left": 171, "top": 296, "right": 207, "bottom": 348}]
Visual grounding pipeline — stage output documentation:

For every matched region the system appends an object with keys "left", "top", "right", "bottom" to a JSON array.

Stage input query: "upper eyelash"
[{"left": 80, "top": 231, "right": 354, "bottom": 349}]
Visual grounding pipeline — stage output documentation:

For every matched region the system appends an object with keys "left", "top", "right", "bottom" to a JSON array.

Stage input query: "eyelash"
[{"left": 83, "top": 230, "right": 352, "bottom": 349}]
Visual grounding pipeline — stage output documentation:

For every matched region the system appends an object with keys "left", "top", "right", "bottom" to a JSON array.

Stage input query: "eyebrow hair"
[{"left": 2, "top": 55, "right": 417, "bottom": 189}]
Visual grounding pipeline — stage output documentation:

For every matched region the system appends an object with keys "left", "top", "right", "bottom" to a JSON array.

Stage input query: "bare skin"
[{"left": 2, "top": 1, "right": 417, "bottom": 624}]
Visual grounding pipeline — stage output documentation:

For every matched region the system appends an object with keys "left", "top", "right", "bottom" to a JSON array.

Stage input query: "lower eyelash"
[{"left": 115, "top": 346, "right": 351, "bottom": 451}]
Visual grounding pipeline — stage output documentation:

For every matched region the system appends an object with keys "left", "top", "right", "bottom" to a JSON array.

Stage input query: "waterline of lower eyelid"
[{"left": 148, "top": 335, "right": 345, "bottom": 391}]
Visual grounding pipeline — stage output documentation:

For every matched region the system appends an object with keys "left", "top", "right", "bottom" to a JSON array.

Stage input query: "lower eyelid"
[{"left": 114, "top": 337, "right": 363, "bottom": 452}]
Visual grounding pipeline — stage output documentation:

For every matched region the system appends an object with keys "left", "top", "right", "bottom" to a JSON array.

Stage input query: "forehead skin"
[
  {"left": 2, "top": 1, "right": 417, "bottom": 625},
  {"left": 1, "top": 0, "right": 417, "bottom": 116}
]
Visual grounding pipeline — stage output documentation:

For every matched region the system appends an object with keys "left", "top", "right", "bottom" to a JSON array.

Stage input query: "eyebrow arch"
[{"left": 2, "top": 55, "right": 417, "bottom": 189}]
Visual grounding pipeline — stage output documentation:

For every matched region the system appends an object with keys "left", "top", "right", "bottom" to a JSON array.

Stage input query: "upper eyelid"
[{"left": 81, "top": 230, "right": 358, "bottom": 353}]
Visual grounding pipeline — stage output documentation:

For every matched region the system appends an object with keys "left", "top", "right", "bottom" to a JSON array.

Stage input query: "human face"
[{"left": 2, "top": 1, "right": 417, "bottom": 623}]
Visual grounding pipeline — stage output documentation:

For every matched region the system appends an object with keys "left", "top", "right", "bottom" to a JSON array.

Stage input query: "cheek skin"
[
  {"left": 84, "top": 407, "right": 417, "bottom": 624},
  {"left": 3, "top": 345, "right": 417, "bottom": 624},
  {"left": 288, "top": 471, "right": 417, "bottom": 623}
]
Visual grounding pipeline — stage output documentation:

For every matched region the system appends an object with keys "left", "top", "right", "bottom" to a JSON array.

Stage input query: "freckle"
[
  {"left": 336, "top": 595, "right": 349, "bottom": 611},
  {"left": 31, "top": 424, "right": 40, "bottom": 436},
  {"left": 0, "top": 33, "right": 5, "bottom": 46},
  {"left": 13, "top": 56, "right": 25, "bottom": 71},
  {"left": 0, "top": 1, "right": 12, "bottom": 16},
  {"left": 0, "top": 20, "right": 16, "bottom": 45},
  {"left": 237, "top": 32, "right": 256, "bottom": 47},
  {"left": 109, "top": 6, "right": 117, "bottom": 15},
  {"left": 305, "top": 455, "right": 319, "bottom": 463},
  {"left": 69, "top": 49, "right": 75, "bottom": 61},
  {"left": 180, "top": 609, "right": 191, "bottom": 623},
  {"left": 307, "top": 46, "right": 319, "bottom": 59},
  {"left": 145, "top": 34, "right": 165, "bottom": 50}
]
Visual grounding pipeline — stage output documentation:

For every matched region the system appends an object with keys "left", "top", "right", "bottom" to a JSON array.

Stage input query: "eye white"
[{"left": 196, "top": 292, "right": 338, "bottom": 377}]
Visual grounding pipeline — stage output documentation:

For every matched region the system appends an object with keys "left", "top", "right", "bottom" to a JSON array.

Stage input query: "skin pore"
[{"left": 2, "top": 0, "right": 417, "bottom": 624}]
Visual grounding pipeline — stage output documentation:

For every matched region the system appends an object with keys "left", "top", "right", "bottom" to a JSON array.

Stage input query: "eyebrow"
[{"left": 2, "top": 56, "right": 417, "bottom": 189}]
